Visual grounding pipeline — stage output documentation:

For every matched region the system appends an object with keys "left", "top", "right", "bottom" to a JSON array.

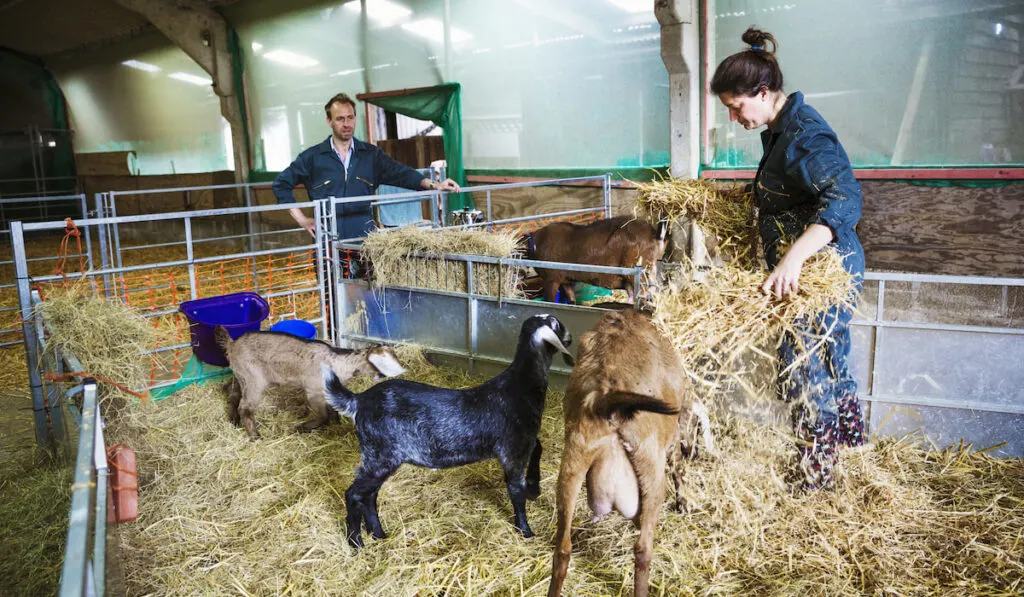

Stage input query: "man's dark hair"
[{"left": 325, "top": 93, "right": 357, "bottom": 118}]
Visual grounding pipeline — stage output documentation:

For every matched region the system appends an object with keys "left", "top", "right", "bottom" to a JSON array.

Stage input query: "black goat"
[{"left": 322, "top": 314, "right": 574, "bottom": 549}]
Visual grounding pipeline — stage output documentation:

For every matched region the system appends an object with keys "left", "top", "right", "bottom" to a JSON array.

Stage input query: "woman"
[{"left": 711, "top": 27, "right": 865, "bottom": 490}]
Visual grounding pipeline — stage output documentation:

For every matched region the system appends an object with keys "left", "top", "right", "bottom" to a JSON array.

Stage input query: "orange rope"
[
  {"left": 244, "top": 256, "right": 254, "bottom": 291},
  {"left": 168, "top": 272, "right": 183, "bottom": 376},
  {"left": 120, "top": 276, "right": 131, "bottom": 306},
  {"left": 45, "top": 371, "right": 149, "bottom": 402},
  {"left": 286, "top": 252, "right": 296, "bottom": 289},
  {"left": 53, "top": 218, "right": 85, "bottom": 278},
  {"left": 105, "top": 446, "right": 138, "bottom": 477},
  {"left": 106, "top": 445, "right": 139, "bottom": 492}
]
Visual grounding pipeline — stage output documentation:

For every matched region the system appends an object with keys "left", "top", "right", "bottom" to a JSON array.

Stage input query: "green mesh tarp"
[
  {"left": 149, "top": 354, "right": 232, "bottom": 401},
  {"left": 0, "top": 48, "right": 75, "bottom": 182},
  {"left": 364, "top": 83, "right": 470, "bottom": 210}
]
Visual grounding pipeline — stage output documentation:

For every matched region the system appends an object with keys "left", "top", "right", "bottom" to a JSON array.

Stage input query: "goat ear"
[
  {"left": 368, "top": 351, "right": 407, "bottom": 377},
  {"left": 535, "top": 325, "right": 575, "bottom": 366},
  {"left": 656, "top": 220, "right": 669, "bottom": 241}
]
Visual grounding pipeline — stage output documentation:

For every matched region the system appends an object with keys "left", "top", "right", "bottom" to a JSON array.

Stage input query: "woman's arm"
[
  {"left": 763, "top": 129, "right": 861, "bottom": 298},
  {"left": 762, "top": 223, "right": 833, "bottom": 298}
]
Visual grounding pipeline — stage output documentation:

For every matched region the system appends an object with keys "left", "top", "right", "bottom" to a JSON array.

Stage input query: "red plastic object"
[{"left": 106, "top": 444, "right": 139, "bottom": 524}]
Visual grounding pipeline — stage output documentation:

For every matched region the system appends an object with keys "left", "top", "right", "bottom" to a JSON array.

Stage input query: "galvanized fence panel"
[
  {"left": 853, "top": 272, "right": 1024, "bottom": 457},
  {"left": 1, "top": 193, "right": 92, "bottom": 347}
]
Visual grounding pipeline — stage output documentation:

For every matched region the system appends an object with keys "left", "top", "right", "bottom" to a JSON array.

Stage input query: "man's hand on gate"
[{"left": 289, "top": 207, "right": 316, "bottom": 237}]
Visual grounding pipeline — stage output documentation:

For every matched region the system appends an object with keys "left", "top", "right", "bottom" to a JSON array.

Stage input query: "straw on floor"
[{"left": 104, "top": 355, "right": 1023, "bottom": 596}]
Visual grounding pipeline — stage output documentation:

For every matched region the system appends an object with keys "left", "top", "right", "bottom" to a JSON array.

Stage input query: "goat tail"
[
  {"left": 215, "top": 325, "right": 233, "bottom": 351},
  {"left": 594, "top": 391, "right": 679, "bottom": 421},
  {"left": 691, "top": 401, "right": 719, "bottom": 458},
  {"left": 321, "top": 365, "right": 358, "bottom": 419}
]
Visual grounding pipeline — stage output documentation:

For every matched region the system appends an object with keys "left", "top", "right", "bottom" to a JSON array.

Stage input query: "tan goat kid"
[
  {"left": 216, "top": 327, "right": 406, "bottom": 439},
  {"left": 547, "top": 309, "right": 712, "bottom": 597}
]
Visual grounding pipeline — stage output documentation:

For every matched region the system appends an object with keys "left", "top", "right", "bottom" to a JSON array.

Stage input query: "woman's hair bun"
[{"left": 741, "top": 26, "right": 777, "bottom": 54}]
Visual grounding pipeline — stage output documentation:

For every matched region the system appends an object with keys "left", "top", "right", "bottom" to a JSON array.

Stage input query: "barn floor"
[
  {"left": 2, "top": 237, "right": 1023, "bottom": 596},
  {"left": 98, "top": 358, "right": 1024, "bottom": 597}
]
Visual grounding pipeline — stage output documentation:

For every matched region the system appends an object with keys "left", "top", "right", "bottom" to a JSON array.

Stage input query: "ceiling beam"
[{"left": 113, "top": 0, "right": 251, "bottom": 182}]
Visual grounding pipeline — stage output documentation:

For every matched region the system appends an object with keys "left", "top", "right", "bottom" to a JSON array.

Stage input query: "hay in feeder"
[
  {"left": 33, "top": 279, "right": 169, "bottom": 400},
  {"left": 360, "top": 226, "right": 524, "bottom": 298},
  {"left": 635, "top": 177, "right": 758, "bottom": 268},
  {"left": 102, "top": 353, "right": 1024, "bottom": 596}
]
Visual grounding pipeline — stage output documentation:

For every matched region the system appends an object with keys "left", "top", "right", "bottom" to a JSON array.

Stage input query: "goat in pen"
[
  {"left": 547, "top": 308, "right": 714, "bottom": 597},
  {"left": 322, "top": 314, "right": 575, "bottom": 549},
  {"left": 216, "top": 327, "right": 406, "bottom": 439}
]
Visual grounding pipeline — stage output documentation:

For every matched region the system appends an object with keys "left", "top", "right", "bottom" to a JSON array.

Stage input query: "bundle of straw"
[
  {"left": 653, "top": 249, "right": 858, "bottom": 401},
  {"left": 633, "top": 177, "right": 859, "bottom": 404},
  {"left": 360, "top": 226, "right": 524, "bottom": 298}
]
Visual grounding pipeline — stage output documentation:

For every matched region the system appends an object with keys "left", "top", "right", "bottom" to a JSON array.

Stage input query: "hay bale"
[
  {"left": 360, "top": 226, "right": 524, "bottom": 298},
  {"left": 633, "top": 176, "right": 859, "bottom": 404}
]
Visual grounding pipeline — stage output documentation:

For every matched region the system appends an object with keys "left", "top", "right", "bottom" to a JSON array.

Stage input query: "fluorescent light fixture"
[
  {"left": 332, "top": 67, "right": 366, "bottom": 76},
  {"left": 168, "top": 72, "right": 212, "bottom": 86},
  {"left": 606, "top": 0, "right": 650, "bottom": 13},
  {"left": 401, "top": 18, "right": 471, "bottom": 43},
  {"left": 47, "top": 140, "right": 57, "bottom": 147},
  {"left": 122, "top": 59, "right": 161, "bottom": 72},
  {"left": 343, "top": 0, "right": 411, "bottom": 25},
  {"left": 263, "top": 49, "right": 319, "bottom": 68},
  {"left": 251, "top": 41, "right": 263, "bottom": 52},
  {"left": 995, "top": 22, "right": 1003, "bottom": 36}
]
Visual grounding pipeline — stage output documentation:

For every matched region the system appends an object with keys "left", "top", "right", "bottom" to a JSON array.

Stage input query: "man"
[{"left": 272, "top": 93, "right": 460, "bottom": 239}]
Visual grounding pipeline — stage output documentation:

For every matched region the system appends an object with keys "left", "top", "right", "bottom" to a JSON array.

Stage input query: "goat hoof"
[
  {"left": 371, "top": 529, "right": 387, "bottom": 540},
  {"left": 347, "top": 534, "right": 364, "bottom": 550},
  {"left": 517, "top": 525, "right": 535, "bottom": 538},
  {"left": 525, "top": 484, "right": 541, "bottom": 501}
]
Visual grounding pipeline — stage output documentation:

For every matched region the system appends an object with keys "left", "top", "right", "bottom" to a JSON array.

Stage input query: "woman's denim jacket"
[{"left": 755, "top": 91, "right": 865, "bottom": 280}]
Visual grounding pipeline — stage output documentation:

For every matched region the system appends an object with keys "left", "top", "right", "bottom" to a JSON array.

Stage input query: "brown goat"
[
  {"left": 216, "top": 327, "right": 406, "bottom": 439},
  {"left": 525, "top": 216, "right": 668, "bottom": 304},
  {"left": 547, "top": 309, "right": 712, "bottom": 597}
]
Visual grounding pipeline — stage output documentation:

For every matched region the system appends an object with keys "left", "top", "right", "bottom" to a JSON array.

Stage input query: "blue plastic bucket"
[
  {"left": 178, "top": 292, "right": 270, "bottom": 366},
  {"left": 270, "top": 319, "right": 317, "bottom": 339}
]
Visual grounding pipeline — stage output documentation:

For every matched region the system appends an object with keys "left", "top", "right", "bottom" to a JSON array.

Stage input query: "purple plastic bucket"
[{"left": 178, "top": 292, "right": 270, "bottom": 366}]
